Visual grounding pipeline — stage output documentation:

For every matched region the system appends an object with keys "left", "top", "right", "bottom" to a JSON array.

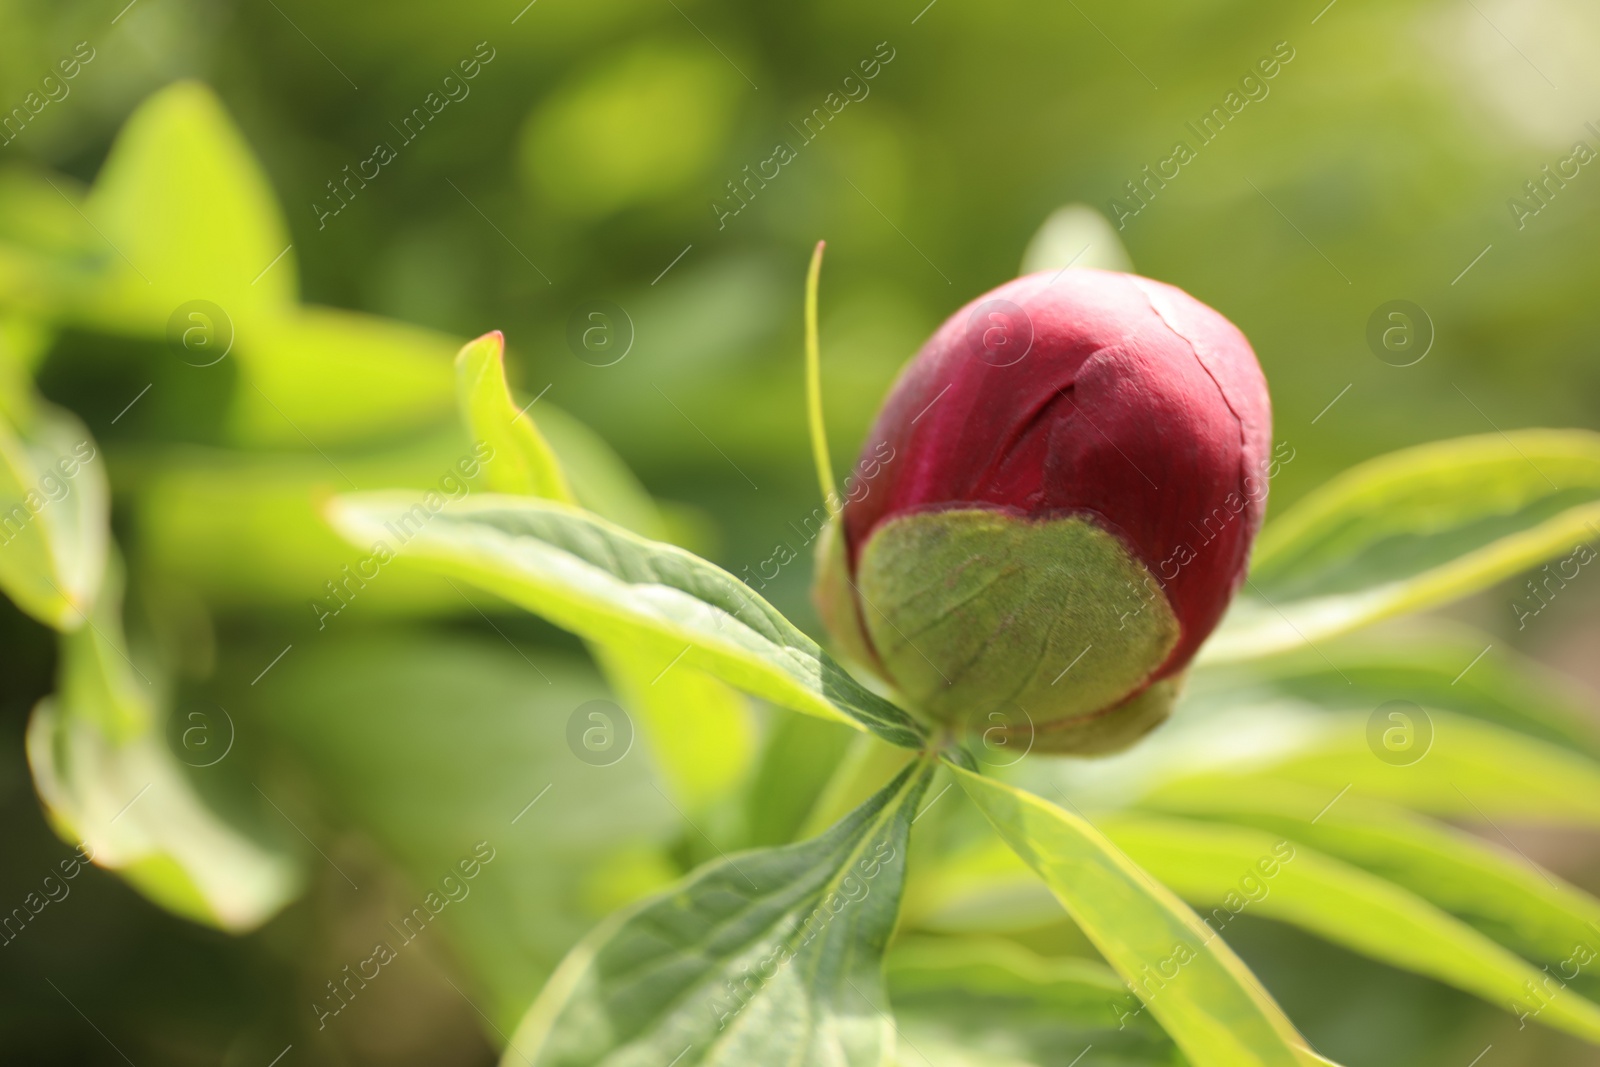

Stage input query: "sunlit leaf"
[
  {"left": 1203, "top": 431, "right": 1600, "bottom": 662},
  {"left": 80, "top": 80, "right": 296, "bottom": 332},
  {"left": 740, "top": 712, "right": 858, "bottom": 848},
  {"left": 1143, "top": 708, "right": 1600, "bottom": 827},
  {"left": 0, "top": 168, "right": 101, "bottom": 320},
  {"left": 26, "top": 554, "right": 300, "bottom": 931},
  {"left": 326, "top": 493, "right": 926, "bottom": 748},
  {"left": 887, "top": 937, "right": 1178, "bottom": 1067},
  {"left": 132, "top": 430, "right": 495, "bottom": 612},
  {"left": 230, "top": 305, "right": 456, "bottom": 447},
  {"left": 800, "top": 738, "right": 921, "bottom": 841},
  {"left": 903, "top": 836, "right": 1065, "bottom": 936},
  {"left": 593, "top": 644, "right": 756, "bottom": 813},
  {"left": 1188, "top": 621, "right": 1600, "bottom": 758},
  {"left": 456, "top": 330, "right": 573, "bottom": 500},
  {"left": 1138, "top": 782, "right": 1600, "bottom": 989},
  {"left": 1103, "top": 812, "right": 1600, "bottom": 1045},
  {"left": 501, "top": 760, "right": 934, "bottom": 1066},
  {"left": 950, "top": 762, "right": 1336, "bottom": 1067},
  {"left": 452, "top": 336, "right": 754, "bottom": 809},
  {"left": 0, "top": 401, "right": 106, "bottom": 630},
  {"left": 1019, "top": 204, "right": 1134, "bottom": 275}
]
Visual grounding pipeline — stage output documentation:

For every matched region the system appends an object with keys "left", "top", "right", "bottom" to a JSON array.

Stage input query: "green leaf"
[
  {"left": 949, "top": 763, "right": 1336, "bottom": 1067},
  {"left": 501, "top": 759, "right": 935, "bottom": 1066},
  {"left": 325, "top": 493, "right": 926, "bottom": 748},
  {"left": 1137, "top": 782, "right": 1600, "bottom": 989},
  {"left": 1188, "top": 621, "right": 1600, "bottom": 758},
  {"left": 131, "top": 430, "right": 497, "bottom": 612},
  {"left": 455, "top": 330, "right": 573, "bottom": 500},
  {"left": 26, "top": 554, "right": 301, "bottom": 931},
  {"left": 799, "top": 737, "right": 921, "bottom": 841},
  {"left": 1019, "top": 204, "right": 1134, "bottom": 275},
  {"left": 593, "top": 643, "right": 757, "bottom": 813},
  {"left": 739, "top": 712, "right": 858, "bottom": 848},
  {"left": 79, "top": 81, "right": 296, "bottom": 332},
  {"left": 73, "top": 80, "right": 467, "bottom": 451},
  {"left": 1101, "top": 812, "right": 1600, "bottom": 1045},
  {"left": 1144, "top": 708, "right": 1600, "bottom": 827},
  {"left": 230, "top": 306, "right": 456, "bottom": 447},
  {"left": 131, "top": 415, "right": 672, "bottom": 611},
  {"left": 1202, "top": 431, "right": 1600, "bottom": 663},
  {"left": 886, "top": 937, "right": 1180, "bottom": 1067},
  {"left": 902, "top": 837, "right": 1067, "bottom": 936},
  {"left": 0, "top": 168, "right": 102, "bottom": 321},
  {"left": 0, "top": 313, "right": 52, "bottom": 424},
  {"left": 0, "top": 401, "right": 107, "bottom": 630},
  {"left": 450, "top": 338, "right": 756, "bottom": 810}
]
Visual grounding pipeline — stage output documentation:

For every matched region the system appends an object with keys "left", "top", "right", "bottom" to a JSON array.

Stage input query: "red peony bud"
[{"left": 814, "top": 269, "right": 1272, "bottom": 754}]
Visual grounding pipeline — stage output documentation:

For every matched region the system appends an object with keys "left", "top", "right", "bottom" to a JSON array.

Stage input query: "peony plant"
[
  {"left": 13, "top": 84, "right": 1600, "bottom": 1067},
  {"left": 326, "top": 244, "right": 1600, "bottom": 1067}
]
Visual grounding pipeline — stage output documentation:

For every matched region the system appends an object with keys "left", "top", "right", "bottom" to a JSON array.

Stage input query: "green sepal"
[
  {"left": 812, "top": 516, "right": 886, "bottom": 683},
  {"left": 855, "top": 508, "right": 1178, "bottom": 737},
  {"left": 1026, "top": 673, "right": 1185, "bottom": 757}
]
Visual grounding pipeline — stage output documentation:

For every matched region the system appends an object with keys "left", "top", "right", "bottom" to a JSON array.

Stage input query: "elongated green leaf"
[
  {"left": 326, "top": 493, "right": 925, "bottom": 748},
  {"left": 451, "top": 335, "right": 676, "bottom": 538},
  {"left": 887, "top": 937, "right": 1179, "bottom": 1067},
  {"left": 502, "top": 759, "right": 934, "bottom": 1066},
  {"left": 131, "top": 431, "right": 494, "bottom": 613},
  {"left": 80, "top": 80, "right": 296, "bottom": 332},
  {"left": 231, "top": 305, "right": 456, "bottom": 447},
  {"left": 1102, "top": 812, "right": 1600, "bottom": 1045},
  {"left": 594, "top": 643, "right": 756, "bottom": 812},
  {"left": 132, "top": 422, "right": 672, "bottom": 611},
  {"left": 1019, "top": 204, "right": 1134, "bottom": 275},
  {"left": 0, "top": 169, "right": 102, "bottom": 320},
  {"left": 950, "top": 763, "right": 1335, "bottom": 1067},
  {"left": 800, "top": 738, "right": 922, "bottom": 841},
  {"left": 740, "top": 712, "right": 858, "bottom": 849},
  {"left": 27, "top": 554, "right": 300, "bottom": 931},
  {"left": 456, "top": 330, "right": 573, "bottom": 500},
  {"left": 896, "top": 1038, "right": 1037, "bottom": 1067},
  {"left": 903, "top": 837, "right": 1065, "bottom": 935},
  {"left": 0, "top": 314, "right": 51, "bottom": 427},
  {"left": 0, "top": 401, "right": 107, "bottom": 630},
  {"left": 1145, "top": 708, "right": 1600, "bottom": 827},
  {"left": 1189, "top": 621, "right": 1600, "bottom": 758},
  {"left": 1138, "top": 782, "right": 1600, "bottom": 986},
  {"left": 28, "top": 702, "right": 303, "bottom": 932},
  {"left": 1202, "top": 431, "right": 1600, "bottom": 663},
  {"left": 451, "top": 340, "right": 755, "bottom": 809}
]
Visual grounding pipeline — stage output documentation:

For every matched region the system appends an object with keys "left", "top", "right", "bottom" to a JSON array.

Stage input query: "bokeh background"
[{"left": 2, "top": 0, "right": 1599, "bottom": 1063}]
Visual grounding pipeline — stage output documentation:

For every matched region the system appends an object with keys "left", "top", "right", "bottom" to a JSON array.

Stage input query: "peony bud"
[{"left": 814, "top": 269, "right": 1271, "bottom": 754}]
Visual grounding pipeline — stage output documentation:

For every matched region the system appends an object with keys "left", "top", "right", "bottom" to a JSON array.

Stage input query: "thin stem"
[{"left": 805, "top": 240, "right": 839, "bottom": 517}]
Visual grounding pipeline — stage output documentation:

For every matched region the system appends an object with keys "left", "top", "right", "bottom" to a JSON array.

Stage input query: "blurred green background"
[{"left": 2, "top": 0, "right": 1599, "bottom": 1063}]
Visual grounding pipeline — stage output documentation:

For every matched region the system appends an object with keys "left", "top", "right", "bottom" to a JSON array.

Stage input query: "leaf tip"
[{"left": 456, "top": 329, "right": 505, "bottom": 368}]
